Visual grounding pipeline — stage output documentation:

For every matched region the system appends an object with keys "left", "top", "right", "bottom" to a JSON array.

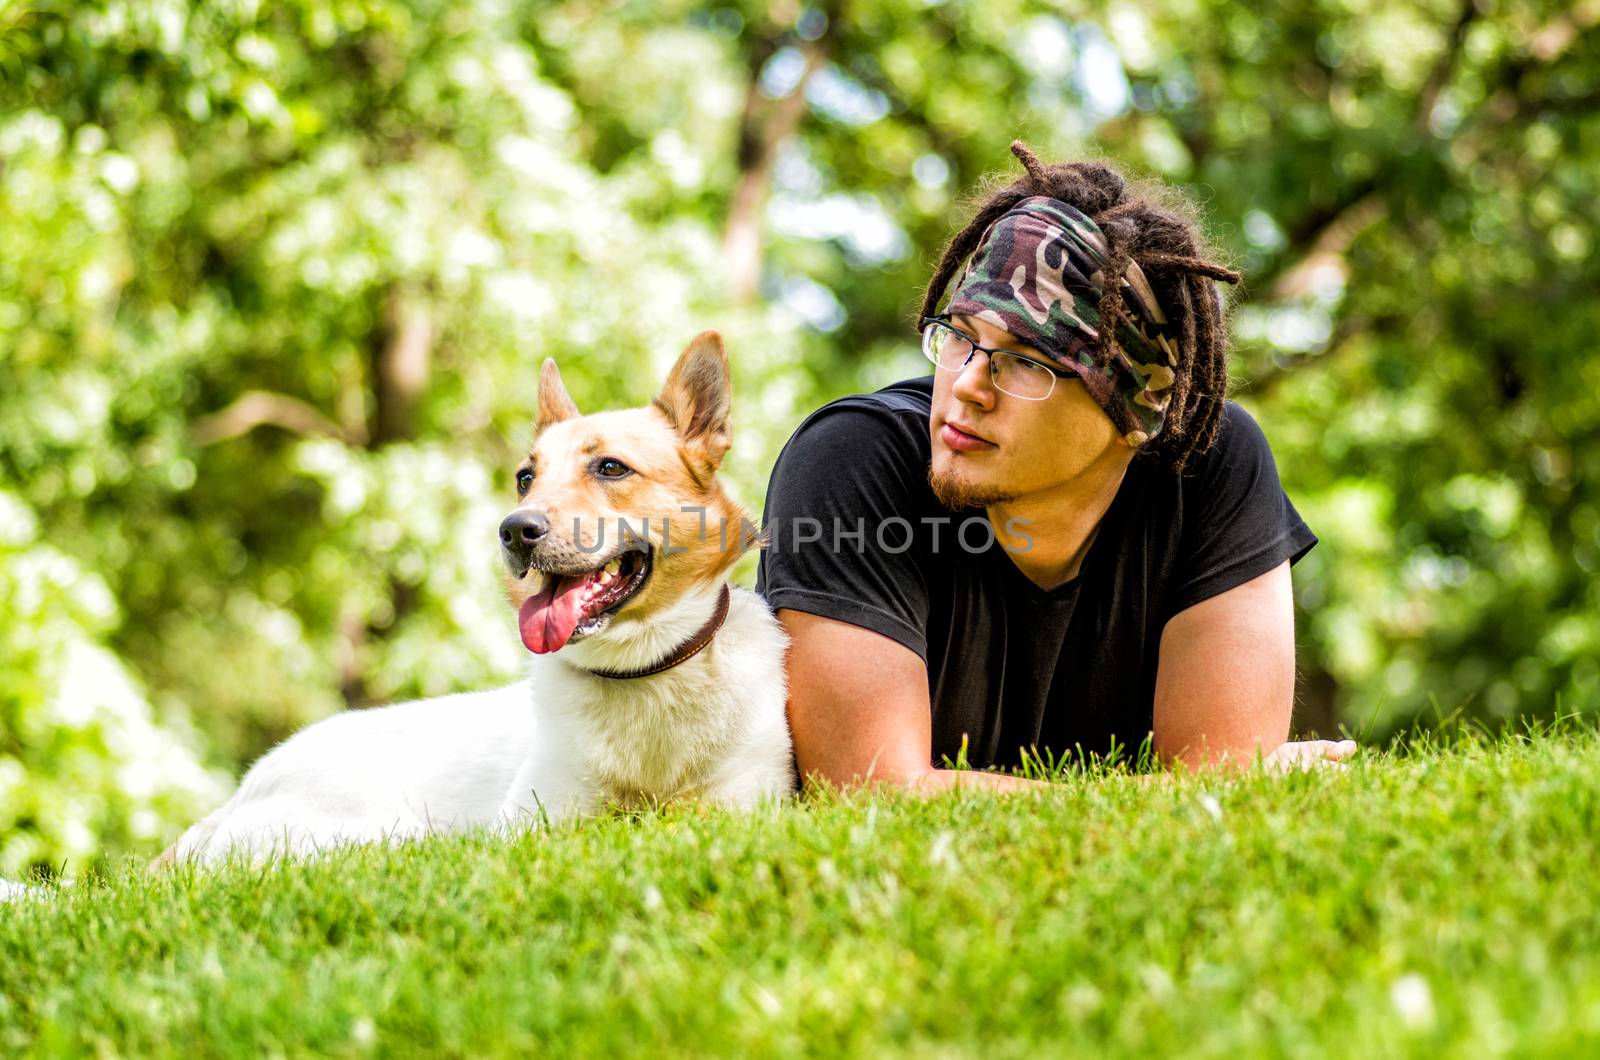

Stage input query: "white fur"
[
  {"left": 0, "top": 879, "right": 40, "bottom": 903},
  {"left": 172, "top": 584, "right": 793, "bottom": 865}
]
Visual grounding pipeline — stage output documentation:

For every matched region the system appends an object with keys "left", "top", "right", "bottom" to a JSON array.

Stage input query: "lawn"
[{"left": 3, "top": 729, "right": 1598, "bottom": 1057}]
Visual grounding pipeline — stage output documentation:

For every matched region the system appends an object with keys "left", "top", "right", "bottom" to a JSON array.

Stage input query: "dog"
[{"left": 169, "top": 331, "right": 795, "bottom": 864}]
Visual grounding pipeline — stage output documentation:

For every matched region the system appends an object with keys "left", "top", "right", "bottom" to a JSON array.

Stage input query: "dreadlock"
[{"left": 920, "top": 141, "right": 1241, "bottom": 473}]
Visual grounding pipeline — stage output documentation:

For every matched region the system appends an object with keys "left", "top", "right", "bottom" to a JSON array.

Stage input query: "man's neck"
[{"left": 987, "top": 448, "right": 1136, "bottom": 591}]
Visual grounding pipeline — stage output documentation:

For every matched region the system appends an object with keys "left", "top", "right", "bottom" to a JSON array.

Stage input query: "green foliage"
[
  {"left": 4, "top": 732, "right": 1600, "bottom": 1054},
  {"left": 2, "top": 0, "right": 1598, "bottom": 867},
  {"left": 0, "top": 491, "right": 226, "bottom": 876}
]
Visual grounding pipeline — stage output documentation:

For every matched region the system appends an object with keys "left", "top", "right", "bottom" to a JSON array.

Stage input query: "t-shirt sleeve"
[
  {"left": 1159, "top": 401, "right": 1318, "bottom": 625},
  {"left": 755, "top": 405, "right": 932, "bottom": 659}
]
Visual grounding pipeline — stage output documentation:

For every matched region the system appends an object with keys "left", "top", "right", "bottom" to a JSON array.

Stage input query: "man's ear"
[
  {"left": 538, "top": 358, "right": 580, "bottom": 430},
  {"left": 654, "top": 330, "right": 732, "bottom": 471}
]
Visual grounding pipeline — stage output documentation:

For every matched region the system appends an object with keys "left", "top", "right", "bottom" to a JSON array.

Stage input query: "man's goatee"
[{"left": 927, "top": 464, "right": 1017, "bottom": 512}]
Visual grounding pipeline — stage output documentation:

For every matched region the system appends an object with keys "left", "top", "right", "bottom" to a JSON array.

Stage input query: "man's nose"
[
  {"left": 950, "top": 349, "right": 997, "bottom": 409},
  {"left": 499, "top": 510, "right": 550, "bottom": 571}
]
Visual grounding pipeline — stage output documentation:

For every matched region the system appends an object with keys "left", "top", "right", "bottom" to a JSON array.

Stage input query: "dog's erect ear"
[
  {"left": 537, "top": 358, "right": 580, "bottom": 429},
  {"left": 655, "top": 331, "right": 732, "bottom": 471}
]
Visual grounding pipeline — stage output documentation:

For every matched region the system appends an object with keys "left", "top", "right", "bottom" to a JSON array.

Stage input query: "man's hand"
[{"left": 1262, "top": 738, "right": 1359, "bottom": 775}]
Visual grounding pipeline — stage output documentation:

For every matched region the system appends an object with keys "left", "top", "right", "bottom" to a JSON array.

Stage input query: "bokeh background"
[{"left": 2, "top": 0, "right": 1597, "bottom": 874}]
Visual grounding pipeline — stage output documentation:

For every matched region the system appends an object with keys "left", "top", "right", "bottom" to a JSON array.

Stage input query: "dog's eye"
[
  {"left": 515, "top": 469, "right": 534, "bottom": 495},
  {"left": 594, "top": 458, "right": 632, "bottom": 480}
]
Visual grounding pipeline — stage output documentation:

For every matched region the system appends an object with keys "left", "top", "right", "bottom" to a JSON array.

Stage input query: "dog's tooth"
[
  {"left": 605, "top": 557, "right": 623, "bottom": 576},
  {"left": 529, "top": 571, "right": 546, "bottom": 594}
]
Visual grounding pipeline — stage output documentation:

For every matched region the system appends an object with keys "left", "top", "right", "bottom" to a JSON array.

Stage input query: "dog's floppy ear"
[
  {"left": 537, "top": 358, "right": 580, "bottom": 429},
  {"left": 655, "top": 330, "right": 732, "bottom": 471}
]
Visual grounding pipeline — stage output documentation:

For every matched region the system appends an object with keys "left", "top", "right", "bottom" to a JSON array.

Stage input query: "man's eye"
[
  {"left": 594, "top": 458, "right": 632, "bottom": 479},
  {"left": 516, "top": 470, "right": 534, "bottom": 494}
]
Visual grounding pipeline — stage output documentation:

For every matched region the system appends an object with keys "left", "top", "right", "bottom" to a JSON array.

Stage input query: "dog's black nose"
[{"left": 499, "top": 510, "right": 550, "bottom": 570}]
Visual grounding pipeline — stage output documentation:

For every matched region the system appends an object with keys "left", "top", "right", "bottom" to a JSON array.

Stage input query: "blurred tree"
[
  {"left": 2, "top": 0, "right": 1597, "bottom": 868},
  {"left": 0, "top": 489, "right": 227, "bottom": 876}
]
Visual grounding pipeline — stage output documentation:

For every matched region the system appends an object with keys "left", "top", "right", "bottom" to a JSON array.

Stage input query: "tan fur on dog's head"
[{"left": 503, "top": 331, "right": 752, "bottom": 633}]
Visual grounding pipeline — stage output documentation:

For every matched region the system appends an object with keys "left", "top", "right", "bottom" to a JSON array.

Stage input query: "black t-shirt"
[{"left": 755, "top": 375, "right": 1317, "bottom": 770}]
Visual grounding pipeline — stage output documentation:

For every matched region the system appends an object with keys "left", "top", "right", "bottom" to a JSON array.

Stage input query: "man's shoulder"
[
  {"left": 763, "top": 375, "right": 938, "bottom": 525},
  {"left": 756, "top": 377, "right": 940, "bottom": 656},
  {"left": 794, "top": 375, "right": 933, "bottom": 431},
  {"left": 777, "top": 375, "right": 934, "bottom": 467}
]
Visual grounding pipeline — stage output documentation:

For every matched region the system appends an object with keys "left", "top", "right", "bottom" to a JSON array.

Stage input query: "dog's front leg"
[{"left": 497, "top": 743, "right": 593, "bottom": 832}]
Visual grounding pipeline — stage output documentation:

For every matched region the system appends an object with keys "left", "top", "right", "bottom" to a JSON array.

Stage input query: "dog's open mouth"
[{"left": 516, "top": 546, "right": 652, "bottom": 654}]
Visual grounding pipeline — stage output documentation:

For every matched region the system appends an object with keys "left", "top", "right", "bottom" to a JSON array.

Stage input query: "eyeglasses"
[{"left": 920, "top": 317, "right": 1074, "bottom": 401}]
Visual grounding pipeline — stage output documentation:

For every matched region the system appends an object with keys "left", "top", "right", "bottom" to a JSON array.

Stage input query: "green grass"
[{"left": 3, "top": 729, "right": 1599, "bottom": 1058}]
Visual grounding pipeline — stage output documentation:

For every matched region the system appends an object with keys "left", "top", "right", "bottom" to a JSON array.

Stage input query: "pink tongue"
[{"left": 518, "top": 573, "right": 598, "bottom": 654}]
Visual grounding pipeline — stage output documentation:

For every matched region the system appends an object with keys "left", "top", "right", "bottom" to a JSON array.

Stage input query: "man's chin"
[{"left": 928, "top": 464, "right": 1016, "bottom": 511}]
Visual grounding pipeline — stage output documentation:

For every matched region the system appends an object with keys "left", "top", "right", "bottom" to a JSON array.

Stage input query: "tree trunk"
[
  {"left": 369, "top": 284, "right": 433, "bottom": 446},
  {"left": 723, "top": 6, "right": 840, "bottom": 303},
  {"left": 339, "top": 282, "right": 435, "bottom": 708}
]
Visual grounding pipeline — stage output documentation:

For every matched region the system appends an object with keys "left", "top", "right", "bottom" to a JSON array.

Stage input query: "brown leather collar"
[{"left": 586, "top": 584, "right": 731, "bottom": 681}]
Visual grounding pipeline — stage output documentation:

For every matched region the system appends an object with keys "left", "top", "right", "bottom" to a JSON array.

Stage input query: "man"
[{"left": 756, "top": 144, "right": 1353, "bottom": 791}]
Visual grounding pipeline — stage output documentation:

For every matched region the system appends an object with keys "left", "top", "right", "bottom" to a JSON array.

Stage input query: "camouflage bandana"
[{"left": 943, "top": 196, "right": 1183, "bottom": 446}]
